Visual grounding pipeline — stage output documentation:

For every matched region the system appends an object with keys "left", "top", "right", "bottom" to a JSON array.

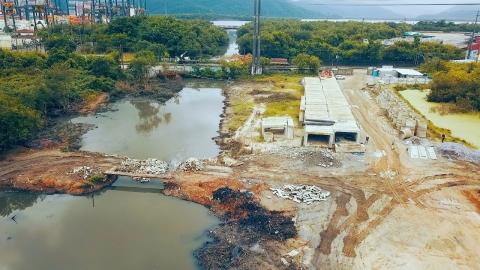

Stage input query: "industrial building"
[
  {"left": 300, "top": 76, "right": 361, "bottom": 149},
  {"left": 377, "top": 66, "right": 424, "bottom": 78}
]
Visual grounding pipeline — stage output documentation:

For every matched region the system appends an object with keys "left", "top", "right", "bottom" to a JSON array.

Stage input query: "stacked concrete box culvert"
[
  {"left": 376, "top": 90, "right": 428, "bottom": 139},
  {"left": 416, "top": 120, "right": 428, "bottom": 138}
]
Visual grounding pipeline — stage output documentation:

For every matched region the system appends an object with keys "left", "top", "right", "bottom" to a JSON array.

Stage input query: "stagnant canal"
[{"left": 0, "top": 86, "right": 225, "bottom": 270}]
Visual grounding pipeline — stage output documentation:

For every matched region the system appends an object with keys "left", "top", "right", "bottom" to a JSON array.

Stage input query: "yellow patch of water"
[{"left": 400, "top": 89, "right": 480, "bottom": 149}]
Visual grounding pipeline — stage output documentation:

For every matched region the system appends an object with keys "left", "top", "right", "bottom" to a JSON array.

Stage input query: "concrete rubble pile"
[
  {"left": 379, "top": 170, "right": 397, "bottom": 179},
  {"left": 377, "top": 90, "right": 427, "bottom": 138},
  {"left": 270, "top": 185, "right": 331, "bottom": 204},
  {"left": 116, "top": 158, "right": 169, "bottom": 175},
  {"left": 70, "top": 166, "right": 95, "bottom": 180},
  {"left": 262, "top": 146, "right": 339, "bottom": 168},
  {"left": 438, "top": 143, "right": 480, "bottom": 164},
  {"left": 178, "top": 158, "right": 204, "bottom": 172}
]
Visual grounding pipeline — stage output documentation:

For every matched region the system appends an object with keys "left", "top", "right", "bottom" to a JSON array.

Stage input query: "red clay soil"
[
  {"left": 163, "top": 175, "right": 247, "bottom": 206},
  {"left": 0, "top": 148, "right": 121, "bottom": 195},
  {"left": 79, "top": 93, "right": 109, "bottom": 114},
  {"left": 463, "top": 189, "right": 480, "bottom": 212}
]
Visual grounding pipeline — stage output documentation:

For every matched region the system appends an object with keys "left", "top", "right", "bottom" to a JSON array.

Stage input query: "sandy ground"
[
  {"left": 218, "top": 70, "right": 480, "bottom": 269},
  {"left": 0, "top": 70, "right": 479, "bottom": 269}
]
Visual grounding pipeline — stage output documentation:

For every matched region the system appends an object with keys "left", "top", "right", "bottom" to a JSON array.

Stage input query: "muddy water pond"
[
  {"left": 0, "top": 86, "right": 226, "bottom": 269},
  {"left": 400, "top": 89, "right": 480, "bottom": 148},
  {"left": 0, "top": 181, "right": 219, "bottom": 270},
  {"left": 71, "top": 87, "right": 224, "bottom": 164}
]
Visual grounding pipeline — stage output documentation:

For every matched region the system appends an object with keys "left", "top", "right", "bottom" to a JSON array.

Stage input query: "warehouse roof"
[{"left": 395, "top": 68, "right": 424, "bottom": 77}]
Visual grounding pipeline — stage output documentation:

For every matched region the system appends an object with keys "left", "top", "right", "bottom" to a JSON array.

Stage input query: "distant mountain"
[
  {"left": 292, "top": 1, "right": 404, "bottom": 20},
  {"left": 417, "top": 6, "right": 480, "bottom": 21},
  {"left": 147, "top": 0, "right": 321, "bottom": 18}
]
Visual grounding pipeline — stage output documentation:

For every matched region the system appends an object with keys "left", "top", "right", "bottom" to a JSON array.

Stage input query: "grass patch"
[
  {"left": 254, "top": 74, "right": 304, "bottom": 124},
  {"left": 253, "top": 74, "right": 304, "bottom": 96},
  {"left": 87, "top": 174, "right": 106, "bottom": 184},
  {"left": 264, "top": 100, "right": 301, "bottom": 124},
  {"left": 225, "top": 97, "right": 254, "bottom": 132},
  {"left": 122, "top": 52, "right": 136, "bottom": 63}
]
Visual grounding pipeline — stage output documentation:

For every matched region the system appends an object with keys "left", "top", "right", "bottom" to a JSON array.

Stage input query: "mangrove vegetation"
[{"left": 237, "top": 20, "right": 464, "bottom": 65}]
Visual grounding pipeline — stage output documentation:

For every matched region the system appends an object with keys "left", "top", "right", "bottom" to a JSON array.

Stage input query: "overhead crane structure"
[{"left": 0, "top": 0, "right": 146, "bottom": 32}]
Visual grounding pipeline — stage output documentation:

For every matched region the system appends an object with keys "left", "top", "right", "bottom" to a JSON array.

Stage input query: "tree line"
[
  {"left": 412, "top": 20, "right": 478, "bottom": 33},
  {"left": 420, "top": 59, "right": 480, "bottom": 112},
  {"left": 40, "top": 16, "right": 228, "bottom": 59},
  {"left": 237, "top": 20, "right": 464, "bottom": 66}
]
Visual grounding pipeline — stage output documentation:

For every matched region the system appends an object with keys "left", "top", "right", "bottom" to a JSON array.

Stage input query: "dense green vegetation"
[
  {"left": 40, "top": 16, "right": 228, "bottom": 58},
  {"left": 420, "top": 59, "right": 480, "bottom": 112},
  {"left": 237, "top": 20, "right": 464, "bottom": 65},
  {"left": 1, "top": 16, "right": 228, "bottom": 151},
  {"left": 412, "top": 20, "right": 477, "bottom": 33},
  {"left": 0, "top": 49, "right": 121, "bottom": 151}
]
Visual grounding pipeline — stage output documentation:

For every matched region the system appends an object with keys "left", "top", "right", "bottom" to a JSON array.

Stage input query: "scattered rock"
[
  {"left": 258, "top": 146, "right": 340, "bottom": 167},
  {"left": 287, "top": 249, "right": 300, "bottom": 257},
  {"left": 178, "top": 158, "right": 204, "bottom": 172},
  {"left": 222, "top": 156, "right": 242, "bottom": 167},
  {"left": 70, "top": 166, "right": 97, "bottom": 180},
  {"left": 438, "top": 143, "right": 480, "bottom": 164},
  {"left": 379, "top": 170, "right": 397, "bottom": 179}
]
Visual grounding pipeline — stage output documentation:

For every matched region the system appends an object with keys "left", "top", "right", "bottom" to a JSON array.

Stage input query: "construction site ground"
[
  {"left": 217, "top": 70, "right": 480, "bottom": 269},
  {"left": 0, "top": 70, "right": 479, "bottom": 269}
]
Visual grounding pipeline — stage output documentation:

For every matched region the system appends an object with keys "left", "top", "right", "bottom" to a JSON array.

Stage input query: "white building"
[{"left": 378, "top": 66, "right": 424, "bottom": 78}]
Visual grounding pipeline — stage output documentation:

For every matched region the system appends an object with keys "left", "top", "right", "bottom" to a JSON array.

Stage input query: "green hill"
[{"left": 147, "top": 0, "right": 320, "bottom": 18}]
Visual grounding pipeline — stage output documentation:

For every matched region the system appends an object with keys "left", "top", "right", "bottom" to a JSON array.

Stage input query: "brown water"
[
  {"left": 400, "top": 89, "right": 480, "bottom": 149},
  {"left": 0, "top": 86, "right": 225, "bottom": 270},
  {"left": 0, "top": 180, "right": 218, "bottom": 270},
  {"left": 71, "top": 87, "right": 224, "bottom": 164}
]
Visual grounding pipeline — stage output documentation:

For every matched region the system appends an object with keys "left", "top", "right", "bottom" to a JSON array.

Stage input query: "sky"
[{"left": 295, "top": 0, "right": 480, "bottom": 17}]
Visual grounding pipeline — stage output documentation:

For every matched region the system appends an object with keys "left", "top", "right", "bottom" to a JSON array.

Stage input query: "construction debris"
[
  {"left": 132, "top": 177, "right": 151, "bottom": 183},
  {"left": 438, "top": 143, "right": 480, "bottom": 164},
  {"left": 379, "top": 170, "right": 397, "bottom": 179},
  {"left": 259, "top": 146, "right": 340, "bottom": 167},
  {"left": 116, "top": 158, "right": 169, "bottom": 175},
  {"left": 270, "top": 185, "right": 331, "bottom": 204},
  {"left": 178, "top": 158, "right": 204, "bottom": 172},
  {"left": 70, "top": 166, "right": 94, "bottom": 180},
  {"left": 287, "top": 249, "right": 300, "bottom": 257}
]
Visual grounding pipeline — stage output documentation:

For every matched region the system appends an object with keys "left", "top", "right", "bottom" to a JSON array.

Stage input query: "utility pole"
[
  {"left": 1, "top": 3, "right": 8, "bottom": 32},
  {"left": 467, "top": 10, "right": 479, "bottom": 60},
  {"left": 251, "top": 0, "right": 262, "bottom": 75}
]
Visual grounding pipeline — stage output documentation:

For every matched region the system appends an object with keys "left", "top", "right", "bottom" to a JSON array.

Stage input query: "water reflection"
[
  {"left": 0, "top": 189, "right": 218, "bottom": 270},
  {"left": 71, "top": 88, "right": 224, "bottom": 162},
  {"left": 131, "top": 100, "right": 163, "bottom": 133},
  {"left": 0, "top": 192, "right": 41, "bottom": 217}
]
